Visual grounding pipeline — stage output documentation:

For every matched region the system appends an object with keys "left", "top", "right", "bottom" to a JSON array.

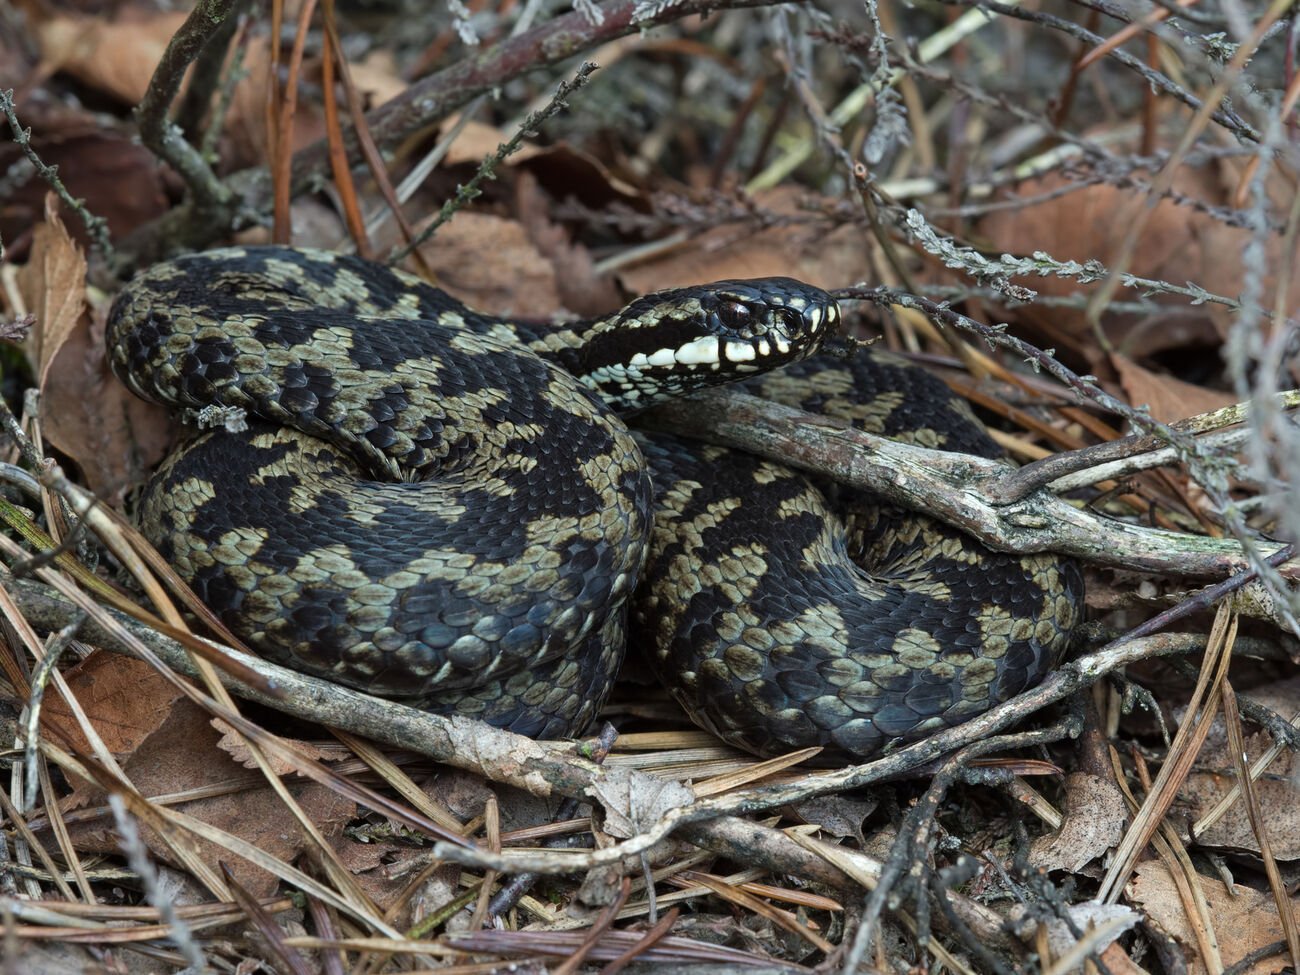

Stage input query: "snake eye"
[{"left": 716, "top": 300, "right": 752, "bottom": 331}]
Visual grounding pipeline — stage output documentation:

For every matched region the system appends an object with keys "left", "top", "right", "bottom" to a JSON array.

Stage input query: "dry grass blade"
[
  {"left": 612, "top": 731, "right": 722, "bottom": 751},
  {"left": 1111, "top": 743, "right": 1223, "bottom": 969},
  {"left": 0, "top": 789, "right": 77, "bottom": 903},
  {"left": 1191, "top": 703, "right": 1300, "bottom": 837},
  {"left": 220, "top": 862, "right": 317, "bottom": 975},
  {"left": 467, "top": 794, "right": 500, "bottom": 930},
  {"left": 331, "top": 730, "right": 467, "bottom": 834},
  {"left": 665, "top": 872, "right": 842, "bottom": 914},
  {"left": 598, "top": 907, "right": 682, "bottom": 975},
  {"left": 445, "top": 923, "right": 786, "bottom": 967},
  {"left": 18, "top": 475, "right": 272, "bottom": 693},
  {"left": 6, "top": 556, "right": 474, "bottom": 857},
  {"left": 318, "top": 0, "right": 432, "bottom": 276},
  {"left": 677, "top": 869, "right": 833, "bottom": 952},
  {"left": 690, "top": 746, "right": 822, "bottom": 796},
  {"left": 1220, "top": 683, "right": 1300, "bottom": 971},
  {"left": 553, "top": 877, "right": 631, "bottom": 975},
  {"left": 1098, "top": 602, "right": 1238, "bottom": 903},
  {"left": 271, "top": 0, "right": 319, "bottom": 242},
  {"left": 1074, "top": 0, "right": 1196, "bottom": 71},
  {"left": 7, "top": 0, "right": 1300, "bottom": 964},
  {"left": 319, "top": 21, "right": 369, "bottom": 256}
]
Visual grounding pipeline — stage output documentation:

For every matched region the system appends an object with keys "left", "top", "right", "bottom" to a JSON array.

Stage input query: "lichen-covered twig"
[
  {"left": 134, "top": 0, "right": 242, "bottom": 240},
  {"left": 387, "top": 61, "right": 599, "bottom": 264},
  {"left": 279, "top": 0, "right": 800, "bottom": 191},
  {"left": 172, "top": 0, "right": 249, "bottom": 142},
  {"left": 641, "top": 388, "right": 1295, "bottom": 579},
  {"left": 120, "top": 0, "right": 803, "bottom": 262},
  {"left": 0, "top": 574, "right": 1266, "bottom": 880},
  {"left": 0, "top": 90, "right": 113, "bottom": 260},
  {"left": 1, "top": 576, "right": 858, "bottom": 892}
]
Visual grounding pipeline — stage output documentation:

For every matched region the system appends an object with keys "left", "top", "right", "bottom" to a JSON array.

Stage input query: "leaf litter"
[{"left": 0, "top": 0, "right": 1297, "bottom": 972}]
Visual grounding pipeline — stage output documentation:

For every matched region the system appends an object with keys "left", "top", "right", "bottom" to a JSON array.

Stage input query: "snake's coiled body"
[
  {"left": 108, "top": 246, "right": 1082, "bottom": 758},
  {"left": 633, "top": 358, "right": 1083, "bottom": 757}
]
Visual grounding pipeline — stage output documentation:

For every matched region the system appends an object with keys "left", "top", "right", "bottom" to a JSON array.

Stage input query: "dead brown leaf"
[
  {"left": 68, "top": 699, "right": 355, "bottom": 898},
  {"left": 1177, "top": 676, "right": 1300, "bottom": 860},
  {"left": 402, "top": 210, "right": 563, "bottom": 315},
  {"left": 0, "top": 103, "right": 168, "bottom": 249},
  {"left": 18, "top": 195, "right": 86, "bottom": 388},
  {"left": 42, "top": 653, "right": 183, "bottom": 759},
  {"left": 32, "top": 8, "right": 332, "bottom": 174},
  {"left": 344, "top": 48, "right": 408, "bottom": 110},
  {"left": 18, "top": 198, "right": 173, "bottom": 499},
  {"left": 516, "top": 170, "right": 623, "bottom": 316},
  {"left": 618, "top": 187, "right": 870, "bottom": 295},
  {"left": 788, "top": 795, "right": 877, "bottom": 846},
  {"left": 588, "top": 767, "right": 695, "bottom": 839},
  {"left": 35, "top": 11, "right": 190, "bottom": 106},
  {"left": 1130, "top": 861, "right": 1293, "bottom": 975},
  {"left": 332, "top": 830, "right": 436, "bottom": 914},
  {"left": 977, "top": 164, "right": 1300, "bottom": 359},
  {"left": 1111, "top": 353, "right": 1238, "bottom": 424},
  {"left": 213, "top": 720, "right": 352, "bottom": 774},
  {"left": 1183, "top": 773, "right": 1300, "bottom": 860}
]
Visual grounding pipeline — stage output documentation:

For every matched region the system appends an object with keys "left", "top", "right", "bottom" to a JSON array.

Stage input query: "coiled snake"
[{"left": 107, "top": 246, "right": 1083, "bottom": 759}]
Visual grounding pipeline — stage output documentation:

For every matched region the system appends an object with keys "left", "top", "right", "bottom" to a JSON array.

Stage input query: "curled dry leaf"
[
  {"left": 1183, "top": 773, "right": 1300, "bottom": 860},
  {"left": 1028, "top": 772, "right": 1129, "bottom": 873},
  {"left": 586, "top": 767, "right": 695, "bottom": 840},
  {"left": 17, "top": 197, "right": 172, "bottom": 500}
]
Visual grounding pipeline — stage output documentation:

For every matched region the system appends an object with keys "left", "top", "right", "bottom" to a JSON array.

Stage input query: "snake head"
[{"left": 581, "top": 278, "right": 841, "bottom": 412}]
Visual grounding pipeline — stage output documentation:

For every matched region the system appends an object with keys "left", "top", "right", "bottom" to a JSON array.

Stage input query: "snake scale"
[{"left": 106, "top": 246, "right": 1083, "bottom": 759}]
